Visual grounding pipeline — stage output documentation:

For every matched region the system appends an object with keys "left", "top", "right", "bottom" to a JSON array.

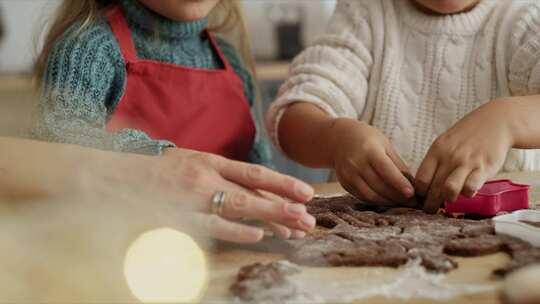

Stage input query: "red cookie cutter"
[{"left": 444, "top": 179, "right": 529, "bottom": 217}]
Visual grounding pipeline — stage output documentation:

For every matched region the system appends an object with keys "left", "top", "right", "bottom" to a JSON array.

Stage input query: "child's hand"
[
  {"left": 332, "top": 119, "right": 415, "bottom": 205},
  {"left": 416, "top": 101, "right": 514, "bottom": 213}
]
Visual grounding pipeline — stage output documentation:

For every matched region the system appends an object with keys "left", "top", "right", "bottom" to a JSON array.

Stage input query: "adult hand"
[
  {"left": 0, "top": 138, "right": 316, "bottom": 244},
  {"left": 145, "top": 148, "right": 316, "bottom": 243}
]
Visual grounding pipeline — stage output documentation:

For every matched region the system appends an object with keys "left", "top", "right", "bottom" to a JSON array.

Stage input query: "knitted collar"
[
  {"left": 399, "top": 0, "right": 498, "bottom": 35},
  {"left": 118, "top": 0, "right": 208, "bottom": 40}
]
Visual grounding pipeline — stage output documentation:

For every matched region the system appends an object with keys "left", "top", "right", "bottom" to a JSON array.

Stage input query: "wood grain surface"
[{"left": 204, "top": 172, "right": 540, "bottom": 303}]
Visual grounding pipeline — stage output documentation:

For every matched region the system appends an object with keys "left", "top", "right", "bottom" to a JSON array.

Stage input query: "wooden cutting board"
[{"left": 204, "top": 172, "right": 540, "bottom": 303}]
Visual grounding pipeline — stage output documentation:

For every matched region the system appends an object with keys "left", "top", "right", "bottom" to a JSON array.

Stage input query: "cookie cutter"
[
  {"left": 493, "top": 210, "right": 540, "bottom": 246},
  {"left": 444, "top": 179, "right": 529, "bottom": 217}
]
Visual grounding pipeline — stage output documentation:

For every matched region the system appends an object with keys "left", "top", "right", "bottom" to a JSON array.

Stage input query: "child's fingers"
[
  {"left": 423, "top": 187, "right": 440, "bottom": 214},
  {"left": 362, "top": 164, "right": 408, "bottom": 203},
  {"left": 337, "top": 171, "right": 390, "bottom": 205},
  {"left": 218, "top": 159, "right": 314, "bottom": 203},
  {"left": 370, "top": 152, "right": 414, "bottom": 198},
  {"left": 462, "top": 169, "right": 486, "bottom": 197},
  {"left": 415, "top": 155, "right": 439, "bottom": 196},
  {"left": 423, "top": 165, "right": 453, "bottom": 214},
  {"left": 386, "top": 147, "right": 411, "bottom": 174},
  {"left": 440, "top": 167, "right": 472, "bottom": 203},
  {"left": 350, "top": 176, "right": 392, "bottom": 205}
]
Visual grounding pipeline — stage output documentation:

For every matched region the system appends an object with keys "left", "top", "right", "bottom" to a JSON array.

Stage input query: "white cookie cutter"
[{"left": 493, "top": 210, "right": 540, "bottom": 247}]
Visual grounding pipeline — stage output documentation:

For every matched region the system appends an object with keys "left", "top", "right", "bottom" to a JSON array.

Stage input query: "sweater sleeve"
[
  {"left": 507, "top": 2, "right": 540, "bottom": 96},
  {"left": 265, "top": 0, "right": 374, "bottom": 149},
  {"left": 501, "top": 1, "right": 540, "bottom": 172},
  {"left": 32, "top": 21, "right": 174, "bottom": 155}
]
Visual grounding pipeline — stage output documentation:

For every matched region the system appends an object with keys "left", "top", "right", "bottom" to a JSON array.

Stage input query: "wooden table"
[{"left": 204, "top": 172, "right": 540, "bottom": 303}]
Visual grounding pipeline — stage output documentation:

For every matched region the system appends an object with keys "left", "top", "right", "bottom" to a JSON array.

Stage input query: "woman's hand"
[
  {"left": 415, "top": 100, "right": 515, "bottom": 213},
  {"left": 0, "top": 137, "right": 315, "bottom": 244},
  {"left": 332, "top": 119, "right": 414, "bottom": 205},
  {"left": 142, "top": 148, "right": 317, "bottom": 243}
]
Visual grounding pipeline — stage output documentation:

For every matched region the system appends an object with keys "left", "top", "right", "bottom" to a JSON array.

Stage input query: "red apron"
[{"left": 106, "top": 6, "right": 256, "bottom": 161}]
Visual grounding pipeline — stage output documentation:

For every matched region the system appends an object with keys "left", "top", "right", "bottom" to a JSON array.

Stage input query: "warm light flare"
[{"left": 124, "top": 228, "right": 208, "bottom": 303}]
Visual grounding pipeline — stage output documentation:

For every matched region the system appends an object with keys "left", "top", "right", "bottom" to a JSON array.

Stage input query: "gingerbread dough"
[{"left": 286, "top": 195, "right": 540, "bottom": 274}]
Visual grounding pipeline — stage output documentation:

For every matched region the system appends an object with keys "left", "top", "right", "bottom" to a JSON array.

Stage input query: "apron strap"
[
  {"left": 106, "top": 6, "right": 138, "bottom": 63},
  {"left": 205, "top": 30, "right": 233, "bottom": 71}
]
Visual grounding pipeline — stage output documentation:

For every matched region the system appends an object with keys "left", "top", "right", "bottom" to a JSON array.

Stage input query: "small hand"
[
  {"left": 332, "top": 119, "right": 414, "bottom": 205},
  {"left": 415, "top": 101, "right": 514, "bottom": 213}
]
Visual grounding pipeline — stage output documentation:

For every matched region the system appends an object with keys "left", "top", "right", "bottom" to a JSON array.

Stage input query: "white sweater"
[{"left": 267, "top": 0, "right": 540, "bottom": 173}]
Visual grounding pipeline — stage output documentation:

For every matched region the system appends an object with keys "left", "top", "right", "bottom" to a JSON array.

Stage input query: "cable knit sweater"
[
  {"left": 33, "top": 0, "right": 271, "bottom": 165},
  {"left": 267, "top": 0, "right": 540, "bottom": 173}
]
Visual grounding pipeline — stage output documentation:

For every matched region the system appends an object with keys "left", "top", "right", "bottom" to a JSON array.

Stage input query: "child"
[
  {"left": 32, "top": 0, "right": 317, "bottom": 240},
  {"left": 33, "top": 0, "right": 270, "bottom": 164},
  {"left": 267, "top": 0, "right": 540, "bottom": 213}
]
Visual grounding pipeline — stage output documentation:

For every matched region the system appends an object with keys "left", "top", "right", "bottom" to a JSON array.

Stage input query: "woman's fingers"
[
  {"left": 370, "top": 153, "right": 414, "bottom": 198},
  {"left": 195, "top": 214, "right": 265, "bottom": 244},
  {"left": 215, "top": 186, "right": 316, "bottom": 232},
  {"left": 207, "top": 178, "right": 316, "bottom": 232},
  {"left": 267, "top": 222, "right": 292, "bottom": 240},
  {"left": 185, "top": 213, "right": 305, "bottom": 244},
  {"left": 290, "top": 229, "right": 307, "bottom": 239},
  {"left": 218, "top": 159, "right": 314, "bottom": 203}
]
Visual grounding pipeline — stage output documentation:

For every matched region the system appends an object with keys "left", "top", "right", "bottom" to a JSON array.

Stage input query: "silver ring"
[{"left": 211, "top": 191, "right": 226, "bottom": 216}]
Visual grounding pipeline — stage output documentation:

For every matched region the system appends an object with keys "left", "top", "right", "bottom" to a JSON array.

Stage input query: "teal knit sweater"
[{"left": 33, "top": 0, "right": 271, "bottom": 165}]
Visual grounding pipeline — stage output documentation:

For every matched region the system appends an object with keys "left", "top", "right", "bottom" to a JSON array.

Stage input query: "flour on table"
[{"left": 229, "top": 260, "right": 497, "bottom": 303}]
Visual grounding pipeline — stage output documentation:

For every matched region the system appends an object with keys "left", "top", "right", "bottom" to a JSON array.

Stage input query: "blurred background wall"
[
  {"left": 0, "top": 0, "right": 337, "bottom": 182},
  {"left": 0, "top": 0, "right": 59, "bottom": 73}
]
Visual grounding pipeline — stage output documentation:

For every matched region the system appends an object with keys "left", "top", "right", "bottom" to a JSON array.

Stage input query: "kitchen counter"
[
  {"left": 204, "top": 171, "right": 540, "bottom": 303},
  {"left": 0, "top": 74, "right": 36, "bottom": 137},
  {"left": 256, "top": 61, "right": 290, "bottom": 81}
]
